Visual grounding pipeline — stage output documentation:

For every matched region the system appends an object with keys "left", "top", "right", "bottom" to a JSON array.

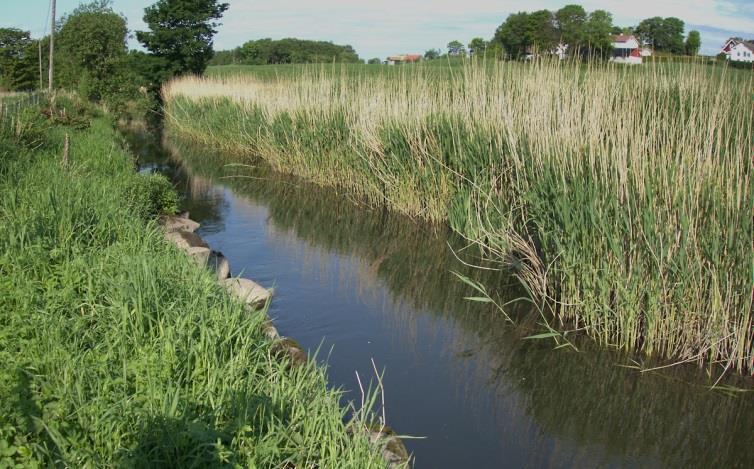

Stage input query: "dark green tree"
[
  {"left": 423, "top": 48, "right": 441, "bottom": 60},
  {"left": 468, "top": 37, "right": 488, "bottom": 56},
  {"left": 583, "top": 10, "right": 614, "bottom": 56},
  {"left": 0, "top": 28, "right": 37, "bottom": 91},
  {"left": 447, "top": 40, "right": 466, "bottom": 56},
  {"left": 635, "top": 17, "right": 685, "bottom": 54},
  {"left": 555, "top": 4, "right": 587, "bottom": 49},
  {"left": 662, "top": 17, "right": 685, "bottom": 54},
  {"left": 635, "top": 17, "right": 664, "bottom": 47},
  {"left": 493, "top": 12, "right": 531, "bottom": 58},
  {"left": 367, "top": 57, "right": 381, "bottom": 64},
  {"left": 493, "top": 10, "right": 556, "bottom": 58},
  {"left": 685, "top": 30, "right": 701, "bottom": 56},
  {"left": 233, "top": 38, "right": 360, "bottom": 65},
  {"left": 136, "top": 0, "right": 230, "bottom": 76},
  {"left": 56, "top": 1, "right": 130, "bottom": 101}
]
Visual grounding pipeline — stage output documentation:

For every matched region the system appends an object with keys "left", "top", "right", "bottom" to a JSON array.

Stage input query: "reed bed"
[
  {"left": 163, "top": 61, "right": 753, "bottom": 374},
  {"left": 0, "top": 99, "right": 387, "bottom": 466}
]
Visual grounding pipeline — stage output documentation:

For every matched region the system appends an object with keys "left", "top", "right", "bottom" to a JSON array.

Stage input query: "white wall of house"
[
  {"left": 613, "top": 37, "right": 640, "bottom": 50},
  {"left": 611, "top": 56, "right": 642, "bottom": 65},
  {"left": 729, "top": 43, "right": 754, "bottom": 62}
]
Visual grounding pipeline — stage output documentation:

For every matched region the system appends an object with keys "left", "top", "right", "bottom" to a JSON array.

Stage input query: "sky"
[{"left": 2, "top": 0, "right": 752, "bottom": 58}]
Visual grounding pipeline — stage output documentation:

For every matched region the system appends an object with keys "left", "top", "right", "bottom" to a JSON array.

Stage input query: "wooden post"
[
  {"left": 61, "top": 133, "right": 69, "bottom": 169},
  {"left": 48, "top": 0, "right": 55, "bottom": 93}
]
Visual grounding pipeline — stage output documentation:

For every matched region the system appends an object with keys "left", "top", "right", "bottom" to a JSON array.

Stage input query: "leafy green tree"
[
  {"left": 424, "top": 48, "right": 441, "bottom": 60},
  {"left": 493, "top": 10, "right": 556, "bottom": 58},
  {"left": 635, "top": 17, "right": 685, "bottom": 54},
  {"left": 555, "top": 4, "right": 587, "bottom": 48},
  {"left": 685, "top": 30, "right": 701, "bottom": 56},
  {"left": 493, "top": 12, "right": 531, "bottom": 58},
  {"left": 635, "top": 17, "right": 664, "bottom": 47},
  {"left": 663, "top": 17, "right": 685, "bottom": 54},
  {"left": 447, "top": 40, "right": 466, "bottom": 56},
  {"left": 233, "top": 38, "right": 360, "bottom": 65},
  {"left": 0, "top": 28, "right": 37, "bottom": 91},
  {"left": 137, "top": 0, "right": 229, "bottom": 76},
  {"left": 583, "top": 10, "right": 614, "bottom": 56},
  {"left": 367, "top": 57, "right": 381, "bottom": 65},
  {"left": 57, "top": 1, "right": 130, "bottom": 101},
  {"left": 468, "top": 37, "right": 488, "bottom": 56},
  {"left": 485, "top": 42, "right": 504, "bottom": 59}
]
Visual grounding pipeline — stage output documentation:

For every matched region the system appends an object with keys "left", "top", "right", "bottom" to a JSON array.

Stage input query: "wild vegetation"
[
  {"left": 0, "top": 96, "right": 388, "bottom": 467},
  {"left": 163, "top": 60, "right": 753, "bottom": 374}
]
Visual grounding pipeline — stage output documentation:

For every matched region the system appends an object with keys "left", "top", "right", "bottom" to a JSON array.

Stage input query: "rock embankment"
[{"left": 159, "top": 213, "right": 411, "bottom": 467}]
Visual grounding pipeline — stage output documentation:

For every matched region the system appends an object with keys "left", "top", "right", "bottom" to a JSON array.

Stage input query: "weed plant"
[{"left": 0, "top": 98, "right": 388, "bottom": 467}]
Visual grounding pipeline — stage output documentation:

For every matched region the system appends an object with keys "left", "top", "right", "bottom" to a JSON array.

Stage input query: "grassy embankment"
[
  {"left": 163, "top": 61, "right": 753, "bottom": 375},
  {"left": 0, "top": 95, "right": 388, "bottom": 467}
]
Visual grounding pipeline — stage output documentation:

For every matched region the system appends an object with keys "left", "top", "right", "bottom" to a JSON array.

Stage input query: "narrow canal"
[{"left": 126, "top": 127, "right": 753, "bottom": 469}]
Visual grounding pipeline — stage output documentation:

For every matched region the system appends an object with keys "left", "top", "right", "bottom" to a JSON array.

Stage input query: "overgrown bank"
[
  {"left": 0, "top": 96, "right": 388, "bottom": 467},
  {"left": 163, "top": 61, "right": 753, "bottom": 374}
]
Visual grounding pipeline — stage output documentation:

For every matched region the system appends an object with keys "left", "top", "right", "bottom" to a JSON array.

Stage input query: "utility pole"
[
  {"left": 38, "top": 40, "right": 43, "bottom": 90},
  {"left": 48, "top": 0, "right": 55, "bottom": 93}
]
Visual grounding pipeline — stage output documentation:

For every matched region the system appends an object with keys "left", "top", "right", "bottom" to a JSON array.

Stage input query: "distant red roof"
[{"left": 613, "top": 34, "right": 636, "bottom": 43}]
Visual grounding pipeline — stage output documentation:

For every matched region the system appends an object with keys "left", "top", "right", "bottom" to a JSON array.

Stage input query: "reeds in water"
[{"left": 163, "top": 60, "right": 753, "bottom": 374}]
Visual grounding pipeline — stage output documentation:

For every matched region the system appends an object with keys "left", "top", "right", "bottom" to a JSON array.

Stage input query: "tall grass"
[
  {"left": 0, "top": 99, "right": 388, "bottom": 466},
  {"left": 163, "top": 60, "right": 753, "bottom": 374}
]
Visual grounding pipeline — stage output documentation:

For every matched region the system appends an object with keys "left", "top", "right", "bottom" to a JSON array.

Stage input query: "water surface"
[{"left": 126, "top": 129, "right": 753, "bottom": 469}]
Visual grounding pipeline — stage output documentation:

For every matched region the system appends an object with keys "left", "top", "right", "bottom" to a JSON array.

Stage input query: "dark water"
[{"left": 126, "top": 128, "right": 753, "bottom": 469}]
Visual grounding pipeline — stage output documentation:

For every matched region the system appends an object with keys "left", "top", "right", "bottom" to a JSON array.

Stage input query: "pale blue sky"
[{"left": 2, "top": 0, "right": 752, "bottom": 58}]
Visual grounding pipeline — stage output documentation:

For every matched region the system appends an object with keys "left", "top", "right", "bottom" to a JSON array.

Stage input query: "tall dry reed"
[{"left": 163, "top": 61, "right": 753, "bottom": 374}]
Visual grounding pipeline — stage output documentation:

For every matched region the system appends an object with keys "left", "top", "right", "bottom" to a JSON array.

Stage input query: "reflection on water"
[{"left": 125, "top": 127, "right": 753, "bottom": 469}]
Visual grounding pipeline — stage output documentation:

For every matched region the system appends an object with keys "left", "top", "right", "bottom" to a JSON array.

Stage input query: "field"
[
  {"left": 0, "top": 96, "right": 387, "bottom": 466},
  {"left": 163, "top": 60, "right": 753, "bottom": 375}
]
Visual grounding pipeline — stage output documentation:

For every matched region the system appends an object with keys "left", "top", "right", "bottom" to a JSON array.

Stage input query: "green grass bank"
[
  {"left": 163, "top": 61, "right": 753, "bottom": 375},
  {"left": 0, "top": 96, "right": 388, "bottom": 467}
]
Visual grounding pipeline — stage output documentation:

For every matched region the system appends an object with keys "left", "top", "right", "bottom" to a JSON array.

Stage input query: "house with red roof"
[
  {"left": 610, "top": 34, "right": 642, "bottom": 65},
  {"left": 720, "top": 38, "right": 754, "bottom": 63},
  {"left": 386, "top": 54, "right": 422, "bottom": 65}
]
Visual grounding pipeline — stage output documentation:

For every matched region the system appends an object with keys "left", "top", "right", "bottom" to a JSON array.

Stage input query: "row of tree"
[
  {"left": 424, "top": 4, "right": 702, "bottom": 60},
  {"left": 0, "top": 0, "right": 229, "bottom": 113},
  {"left": 210, "top": 38, "right": 360, "bottom": 66}
]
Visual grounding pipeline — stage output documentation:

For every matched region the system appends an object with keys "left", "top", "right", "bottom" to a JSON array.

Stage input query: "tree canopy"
[
  {"left": 468, "top": 38, "right": 488, "bottom": 56},
  {"left": 137, "top": 0, "right": 229, "bottom": 76},
  {"left": 237, "top": 38, "right": 359, "bottom": 65},
  {"left": 0, "top": 28, "right": 37, "bottom": 91},
  {"left": 685, "top": 30, "right": 701, "bottom": 56},
  {"left": 447, "top": 40, "right": 467, "bottom": 56},
  {"left": 635, "top": 16, "right": 685, "bottom": 54},
  {"left": 555, "top": 4, "right": 587, "bottom": 47}
]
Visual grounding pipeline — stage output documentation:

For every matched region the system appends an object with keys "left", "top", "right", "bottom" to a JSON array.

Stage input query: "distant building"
[
  {"left": 553, "top": 43, "right": 568, "bottom": 60},
  {"left": 720, "top": 38, "right": 754, "bottom": 63},
  {"left": 386, "top": 54, "right": 422, "bottom": 65},
  {"left": 610, "top": 34, "right": 642, "bottom": 65}
]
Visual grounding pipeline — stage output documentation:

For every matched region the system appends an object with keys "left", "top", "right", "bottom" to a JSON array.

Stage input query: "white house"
[
  {"left": 553, "top": 43, "right": 568, "bottom": 60},
  {"left": 610, "top": 34, "right": 642, "bottom": 65},
  {"left": 720, "top": 38, "right": 754, "bottom": 62}
]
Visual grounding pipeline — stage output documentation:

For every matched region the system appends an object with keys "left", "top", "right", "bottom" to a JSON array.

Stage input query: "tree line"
[
  {"left": 211, "top": 38, "right": 361, "bottom": 65},
  {"left": 0, "top": 0, "right": 229, "bottom": 115},
  {"left": 428, "top": 4, "right": 702, "bottom": 60}
]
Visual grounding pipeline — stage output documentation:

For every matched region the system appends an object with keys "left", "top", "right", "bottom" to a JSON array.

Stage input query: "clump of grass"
[
  {"left": 0, "top": 100, "right": 388, "bottom": 467},
  {"left": 163, "top": 60, "right": 753, "bottom": 374}
]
